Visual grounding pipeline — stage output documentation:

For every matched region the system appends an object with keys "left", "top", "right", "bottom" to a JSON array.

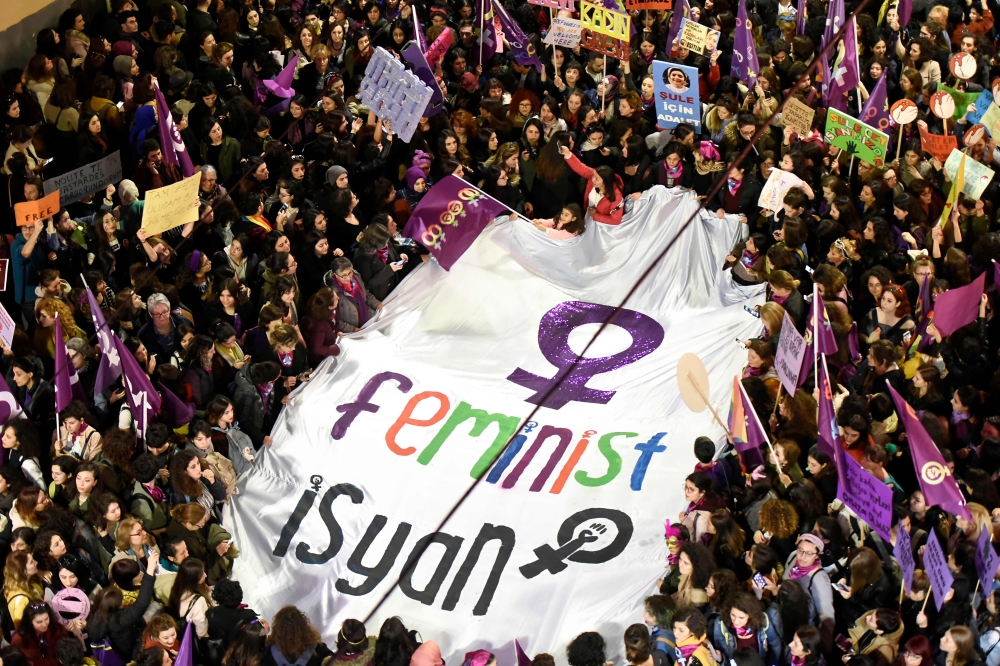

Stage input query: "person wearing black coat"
[
  {"left": 254, "top": 323, "right": 310, "bottom": 403},
  {"left": 86, "top": 556, "right": 158, "bottom": 662},
  {"left": 352, "top": 223, "right": 401, "bottom": 302},
  {"left": 232, "top": 360, "right": 282, "bottom": 449},
  {"left": 711, "top": 164, "right": 763, "bottom": 218}
]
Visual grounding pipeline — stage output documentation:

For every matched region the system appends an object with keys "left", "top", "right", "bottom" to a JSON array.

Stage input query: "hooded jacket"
[
  {"left": 232, "top": 363, "right": 270, "bottom": 449},
  {"left": 847, "top": 610, "right": 904, "bottom": 665}
]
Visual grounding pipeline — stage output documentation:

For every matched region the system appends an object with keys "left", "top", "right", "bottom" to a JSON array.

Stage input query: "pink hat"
[
  {"left": 264, "top": 53, "right": 300, "bottom": 99},
  {"left": 111, "top": 40, "right": 134, "bottom": 57},
  {"left": 797, "top": 533, "right": 825, "bottom": 554},
  {"left": 463, "top": 651, "right": 492, "bottom": 666}
]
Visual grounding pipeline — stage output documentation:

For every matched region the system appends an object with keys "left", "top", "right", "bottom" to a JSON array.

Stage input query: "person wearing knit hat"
[
  {"left": 412, "top": 150, "right": 432, "bottom": 176},
  {"left": 111, "top": 41, "right": 135, "bottom": 58},
  {"left": 326, "top": 165, "right": 349, "bottom": 189}
]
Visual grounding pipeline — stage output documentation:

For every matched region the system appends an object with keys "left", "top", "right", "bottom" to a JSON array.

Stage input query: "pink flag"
[
  {"left": 932, "top": 271, "right": 985, "bottom": 337},
  {"left": 888, "top": 384, "right": 971, "bottom": 520},
  {"left": 154, "top": 82, "right": 196, "bottom": 178}
]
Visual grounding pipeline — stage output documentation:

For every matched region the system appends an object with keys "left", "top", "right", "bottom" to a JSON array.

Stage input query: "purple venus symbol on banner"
[{"left": 507, "top": 301, "right": 664, "bottom": 409}]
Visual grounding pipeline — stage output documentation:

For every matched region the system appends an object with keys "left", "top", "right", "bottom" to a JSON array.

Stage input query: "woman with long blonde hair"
[
  {"left": 483, "top": 142, "right": 521, "bottom": 187},
  {"left": 3, "top": 551, "right": 44, "bottom": 629},
  {"left": 33, "top": 297, "right": 84, "bottom": 361}
]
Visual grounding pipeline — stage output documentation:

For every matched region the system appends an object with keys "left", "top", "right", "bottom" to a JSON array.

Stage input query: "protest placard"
[
  {"left": 141, "top": 172, "right": 200, "bottom": 236},
  {"left": 357, "top": 47, "right": 435, "bottom": 142},
  {"left": 529, "top": 0, "right": 575, "bottom": 10},
  {"left": 919, "top": 126, "right": 959, "bottom": 163},
  {"left": 14, "top": 190, "right": 60, "bottom": 226},
  {"left": 944, "top": 148, "right": 995, "bottom": 199},
  {"left": 982, "top": 103, "right": 1000, "bottom": 139},
  {"left": 836, "top": 454, "right": 893, "bottom": 541},
  {"left": 580, "top": 29, "right": 630, "bottom": 59},
  {"left": 824, "top": 109, "right": 890, "bottom": 167},
  {"left": 925, "top": 530, "right": 954, "bottom": 610},
  {"left": 938, "top": 83, "right": 982, "bottom": 121},
  {"left": 895, "top": 527, "right": 915, "bottom": 594},
  {"left": 0, "top": 303, "right": 15, "bottom": 349},
  {"left": 42, "top": 151, "right": 122, "bottom": 204},
  {"left": 976, "top": 527, "right": 999, "bottom": 597},
  {"left": 653, "top": 62, "right": 701, "bottom": 130},
  {"left": 543, "top": 18, "right": 583, "bottom": 47},
  {"left": 968, "top": 90, "right": 994, "bottom": 125},
  {"left": 757, "top": 168, "right": 804, "bottom": 212},
  {"left": 625, "top": 0, "right": 671, "bottom": 7},
  {"left": 677, "top": 19, "right": 719, "bottom": 54},
  {"left": 580, "top": 1, "right": 630, "bottom": 39},
  {"left": 783, "top": 98, "right": 816, "bottom": 137},
  {"left": 774, "top": 312, "right": 807, "bottom": 395}
]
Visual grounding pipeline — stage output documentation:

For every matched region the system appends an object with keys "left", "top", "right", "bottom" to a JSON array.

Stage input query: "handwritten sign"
[
  {"left": 529, "top": 0, "right": 575, "bottom": 10},
  {"left": 580, "top": 1, "right": 630, "bottom": 40},
  {"left": 0, "top": 303, "right": 15, "bottom": 349},
  {"left": 653, "top": 61, "right": 700, "bottom": 131},
  {"left": 14, "top": 190, "right": 60, "bottom": 226},
  {"left": 678, "top": 19, "right": 719, "bottom": 54},
  {"left": 968, "top": 90, "right": 994, "bottom": 125},
  {"left": 924, "top": 529, "right": 954, "bottom": 611},
  {"left": 783, "top": 98, "right": 816, "bottom": 137},
  {"left": 976, "top": 527, "right": 999, "bottom": 598},
  {"left": 625, "top": 0, "right": 671, "bottom": 7},
  {"left": 580, "top": 28, "right": 629, "bottom": 60},
  {"left": 357, "top": 47, "right": 435, "bottom": 142},
  {"left": 895, "top": 526, "right": 915, "bottom": 594},
  {"left": 837, "top": 454, "right": 893, "bottom": 541},
  {"left": 944, "top": 148, "right": 995, "bottom": 199},
  {"left": 42, "top": 151, "right": 122, "bottom": 204},
  {"left": 757, "top": 168, "right": 804, "bottom": 212},
  {"left": 141, "top": 172, "right": 200, "bottom": 235},
  {"left": 824, "top": 108, "right": 890, "bottom": 167},
  {"left": 919, "top": 126, "right": 959, "bottom": 163},
  {"left": 544, "top": 18, "right": 583, "bottom": 47},
  {"left": 981, "top": 102, "right": 1000, "bottom": 139},
  {"left": 774, "top": 312, "right": 807, "bottom": 395}
]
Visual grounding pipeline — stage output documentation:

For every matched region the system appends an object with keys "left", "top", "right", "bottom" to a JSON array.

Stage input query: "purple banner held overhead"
[
  {"left": 895, "top": 526, "right": 915, "bottom": 593},
  {"left": 774, "top": 312, "right": 806, "bottom": 395},
  {"left": 976, "top": 527, "right": 1000, "bottom": 597},
  {"left": 933, "top": 271, "right": 986, "bottom": 337},
  {"left": 402, "top": 176, "right": 510, "bottom": 271},
  {"left": 836, "top": 453, "right": 893, "bottom": 540},
  {"left": 924, "top": 529, "right": 954, "bottom": 610}
]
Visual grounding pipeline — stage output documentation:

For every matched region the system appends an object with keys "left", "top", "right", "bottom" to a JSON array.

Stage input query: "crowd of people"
[{"left": 0, "top": 0, "right": 997, "bottom": 664}]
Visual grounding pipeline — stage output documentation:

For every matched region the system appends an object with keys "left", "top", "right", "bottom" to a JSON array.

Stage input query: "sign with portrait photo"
[{"left": 652, "top": 61, "right": 701, "bottom": 131}]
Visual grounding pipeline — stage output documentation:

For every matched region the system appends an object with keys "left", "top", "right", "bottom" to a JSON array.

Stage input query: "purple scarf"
[
  {"left": 258, "top": 381, "right": 275, "bottom": 413},
  {"left": 788, "top": 561, "right": 821, "bottom": 580},
  {"left": 734, "top": 627, "right": 755, "bottom": 640},
  {"left": 741, "top": 249, "right": 759, "bottom": 268},
  {"left": 666, "top": 162, "right": 684, "bottom": 179},
  {"left": 728, "top": 178, "right": 743, "bottom": 195},
  {"left": 375, "top": 246, "right": 390, "bottom": 264},
  {"left": 951, "top": 410, "right": 972, "bottom": 425},
  {"left": 339, "top": 276, "right": 370, "bottom": 326},
  {"left": 772, "top": 293, "right": 789, "bottom": 305}
]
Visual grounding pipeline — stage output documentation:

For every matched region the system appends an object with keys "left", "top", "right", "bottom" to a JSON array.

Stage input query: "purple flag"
[
  {"left": 514, "top": 641, "right": 532, "bottom": 666},
  {"left": 156, "top": 381, "right": 195, "bottom": 430},
  {"left": 471, "top": 0, "right": 498, "bottom": 67},
  {"left": 836, "top": 452, "right": 893, "bottom": 540},
  {"left": 827, "top": 16, "right": 860, "bottom": 111},
  {"left": 924, "top": 529, "right": 954, "bottom": 610},
  {"left": 888, "top": 384, "right": 971, "bottom": 520},
  {"left": 812, "top": 287, "right": 839, "bottom": 355},
  {"left": 823, "top": 0, "right": 845, "bottom": 50},
  {"left": 175, "top": 621, "right": 195, "bottom": 666},
  {"left": 848, "top": 321, "right": 862, "bottom": 363},
  {"left": 666, "top": 0, "right": 689, "bottom": 53},
  {"left": 860, "top": 71, "right": 890, "bottom": 132},
  {"left": 818, "top": 355, "right": 851, "bottom": 485},
  {"left": 933, "top": 271, "right": 985, "bottom": 337},
  {"left": 908, "top": 271, "right": 935, "bottom": 354},
  {"left": 895, "top": 525, "right": 916, "bottom": 593},
  {"left": 731, "top": 0, "right": 759, "bottom": 86},
  {"left": 402, "top": 176, "right": 510, "bottom": 270},
  {"left": 412, "top": 8, "right": 427, "bottom": 53},
  {"left": 897, "top": 0, "right": 912, "bottom": 28},
  {"left": 795, "top": 0, "right": 807, "bottom": 34},
  {"left": 994, "top": 259, "right": 1000, "bottom": 288},
  {"left": 976, "top": 526, "right": 999, "bottom": 597},
  {"left": 154, "top": 82, "right": 196, "bottom": 178},
  {"left": 53, "top": 315, "right": 74, "bottom": 413},
  {"left": 83, "top": 281, "right": 122, "bottom": 395},
  {"left": 493, "top": 2, "right": 544, "bottom": 73},
  {"left": 114, "top": 335, "right": 161, "bottom": 442}
]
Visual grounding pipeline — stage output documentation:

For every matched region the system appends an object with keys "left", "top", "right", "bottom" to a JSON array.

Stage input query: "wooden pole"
[
  {"left": 602, "top": 54, "right": 607, "bottom": 112},
  {"left": 685, "top": 371, "right": 732, "bottom": 439},
  {"left": 772, "top": 383, "right": 783, "bottom": 415},
  {"left": 478, "top": 1, "right": 485, "bottom": 66},
  {"left": 920, "top": 584, "right": 932, "bottom": 613},
  {"left": 899, "top": 578, "right": 905, "bottom": 610},
  {"left": 896, "top": 122, "right": 905, "bottom": 162}
]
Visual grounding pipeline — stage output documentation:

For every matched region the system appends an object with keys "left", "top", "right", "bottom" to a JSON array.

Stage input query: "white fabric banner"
[{"left": 227, "top": 187, "right": 765, "bottom": 664}]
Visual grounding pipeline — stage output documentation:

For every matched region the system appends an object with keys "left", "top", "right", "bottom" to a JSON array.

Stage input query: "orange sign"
[{"left": 13, "top": 190, "right": 60, "bottom": 226}]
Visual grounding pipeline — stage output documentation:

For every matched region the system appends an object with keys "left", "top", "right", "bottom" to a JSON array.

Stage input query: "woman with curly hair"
[
  {"left": 33, "top": 297, "right": 85, "bottom": 362},
  {"left": 169, "top": 450, "right": 227, "bottom": 516},
  {"left": 265, "top": 606, "right": 332, "bottom": 666},
  {"left": 769, "top": 389, "right": 817, "bottom": 452},
  {"left": 673, "top": 541, "right": 714, "bottom": 608},
  {"left": 373, "top": 616, "right": 414, "bottom": 666},
  {"left": 712, "top": 591, "right": 784, "bottom": 663},
  {"left": 508, "top": 89, "right": 541, "bottom": 130},
  {"left": 450, "top": 110, "right": 480, "bottom": 148},
  {"left": 755, "top": 498, "right": 800, "bottom": 563},
  {"left": 4, "top": 551, "right": 44, "bottom": 628},
  {"left": 567, "top": 631, "right": 605, "bottom": 666}
]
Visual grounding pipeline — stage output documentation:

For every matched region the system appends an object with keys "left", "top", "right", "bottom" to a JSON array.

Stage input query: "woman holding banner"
[{"left": 558, "top": 144, "right": 625, "bottom": 225}]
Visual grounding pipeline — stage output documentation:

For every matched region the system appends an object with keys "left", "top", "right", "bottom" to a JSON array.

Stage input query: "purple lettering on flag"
[
  {"left": 836, "top": 453, "right": 893, "bottom": 540},
  {"left": 976, "top": 527, "right": 999, "bottom": 597},
  {"left": 402, "top": 176, "right": 510, "bottom": 270},
  {"left": 895, "top": 526, "right": 915, "bottom": 594},
  {"left": 924, "top": 529, "right": 954, "bottom": 611}
]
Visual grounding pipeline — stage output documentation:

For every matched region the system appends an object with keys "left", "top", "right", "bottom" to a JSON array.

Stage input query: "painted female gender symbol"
[{"left": 506, "top": 301, "right": 664, "bottom": 409}]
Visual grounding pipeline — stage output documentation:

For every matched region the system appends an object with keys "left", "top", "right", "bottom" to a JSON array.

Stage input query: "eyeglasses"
[
  {"left": 150, "top": 309, "right": 170, "bottom": 318},
  {"left": 796, "top": 547, "right": 819, "bottom": 557}
]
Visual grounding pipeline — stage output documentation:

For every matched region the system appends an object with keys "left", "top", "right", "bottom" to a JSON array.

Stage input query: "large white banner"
[{"left": 227, "top": 187, "right": 765, "bottom": 663}]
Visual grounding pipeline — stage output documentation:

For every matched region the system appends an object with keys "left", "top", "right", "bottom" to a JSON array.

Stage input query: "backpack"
[{"left": 204, "top": 452, "right": 238, "bottom": 500}]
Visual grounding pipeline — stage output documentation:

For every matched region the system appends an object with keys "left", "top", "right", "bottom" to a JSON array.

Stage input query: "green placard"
[
  {"left": 824, "top": 108, "right": 891, "bottom": 167},
  {"left": 938, "top": 83, "right": 981, "bottom": 121}
]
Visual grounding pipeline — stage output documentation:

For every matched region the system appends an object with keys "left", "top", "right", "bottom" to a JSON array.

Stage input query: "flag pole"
[
  {"left": 685, "top": 371, "right": 733, "bottom": 439},
  {"left": 602, "top": 54, "right": 607, "bottom": 112},
  {"left": 54, "top": 313, "right": 62, "bottom": 455},
  {"left": 813, "top": 282, "right": 820, "bottom": 388},
  {"left": 479, "top": 0, "right": 485, "bottom": 67},
  {"left": 920, "top": 584, "right": 932, "bottom": 613},
  {"left": 896, "top": 122, "right": 905, "bottom": 162},
  {"left": 740, "top": 376, "right": 776, "bottom": 461}
]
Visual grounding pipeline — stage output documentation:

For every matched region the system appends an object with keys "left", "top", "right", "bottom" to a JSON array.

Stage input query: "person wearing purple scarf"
[{"left": 327, "top": 256, "right": 383, "bottom": 334}]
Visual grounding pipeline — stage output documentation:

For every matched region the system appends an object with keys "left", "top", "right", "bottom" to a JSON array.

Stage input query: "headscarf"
[
  {"left": 113, "top": 55, "right": 134, "bottom": 80},
  {"left": 119, "top": 180, "right": 139, "bottom": 206},
  {"left": 462, "top": 651, "right": 491, "bottom": 666},
  {"left": 410, "top": 642, "right": 443, "bottom": 666},
  {"left": 405, "top": 166, "right": 425, "bottom": 189}
]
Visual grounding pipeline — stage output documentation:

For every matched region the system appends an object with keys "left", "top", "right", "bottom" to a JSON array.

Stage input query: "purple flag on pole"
[
  {"left": 471, "top": 0, "right": 498, "bottom": 67},
  {"left": 156, "top": 382, "right": 195, "bottom": 430},
  {"left": 114, "top": 335, "right": 161, "bottom": 442},
  {"left": 888, "top": 384, "right": 971, "bottom": 519},
  {"left": 823, "top": 0, "right": 845, "bottom": 50},
  {"left": 666, "top": 0, "right": 689, "bottom": 53},
  {"left": 897, "top": 0, "right": 912, "bottom": 28},
  {"left": 848, "top": 321, "right": 862, "bottom": 363},
  {"left": 932, "top": 271, "right": 986, "bottom": 337},
  {"left": 860, "top": 71, "right": 890, "bottom": 131},
  {"left": 154, "top": 83, "right": 196, "bottom": 178},
  {"left": 494, "top": 2, "right": 544, "bottom": 73},
  {"left": 976, "top": 526, "right": 999, "bottom": 597},
  {"left": 994, "top": 259, "right": 1000, "bottom": 288},
  {"left": 0, "top": 373, "right": 23, "bottom": 427},
  {"left": 731, "top": 0, "right": 759, "bottom": 86},
  {"left": 908, "top": 272, "right": 935, "bottom": 354},
  {"left": 895, "top": 525, "right": 916, "bottom": 593},
  {"left": 818, "top": 355, "right": 851, "bottom": 485},
  {"left": 813, "top": 288, "right": 839, "bottom": 355},
  {"left": 53, "top": 315, "right": 74, "bottom": 413},
  {"left": 175, "top": 621, "right": 195, "bottom": 666},
  {"left": 514, "top": 641, "right": 532, "bottom": 666},
  {"left": 924, "top": 529, "right": 954, "bottom": 610},
  {"left": 795, "top": 0, "right": 807, "bottom": 34},
  {"left": 827, "top": 16, "right": 860, "bottom": 110},
  {"left": 83, "top": 281, "right": 122, "bottom": 395},
  {"left": 412, "top": 8, "right": 427, "bottom": 53},
  {"left": 836, "top": 452, "right": 893, "bottom": 540},
  {"left": 402, "top": 176, "right": 510, "bottom": 270}
]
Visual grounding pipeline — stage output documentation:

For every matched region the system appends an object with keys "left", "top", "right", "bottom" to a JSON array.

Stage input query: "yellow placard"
[
  {"left": 678, "top": 19, "right": 709, "bottom": 53},
  {"left": 141, "top": 172, "right": 201, "bottom": 236},
  {"left": 580, "top": 0, "right": 630, "bottom": 41}
]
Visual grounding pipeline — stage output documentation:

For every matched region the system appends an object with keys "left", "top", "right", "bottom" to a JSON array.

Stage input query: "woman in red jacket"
[
  {"left": 557, "top": 144, "right": 626, "bottom": 225},
  {"left": 12, "top": 602, "right": 75, "bottom": 666}
]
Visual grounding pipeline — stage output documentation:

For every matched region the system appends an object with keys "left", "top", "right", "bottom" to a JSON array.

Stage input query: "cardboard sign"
[
  {"left": 758, "top": 168, "right": 804, "bottom": 212},
  {"left": 981, "top": 102, "right": 1000, "bottom": 139},
  {"left": 895, "top": 526, "right": 915, "bottom": 594},
  {"left": 580, "top": 29, "right": 629, "bottom": 60},
  {"left": 0, "top": 302, "right": 15, "bottom": 349},
  {"left": 925, "top": 530, "right": 955, "bottom": 611},
  {"left": 43, "top": 151, "right": 122, "bottom": 204},
  {"left": 529, "top": 0, "right": 575, "bottom": 10},
  {"left": 783, "top": 98, "right": 816, "bottom": 137},
  {"left": 543, "top": 18, "right": 583, "bottom": 47},
  {"left": 625, "top": 0, "right": 672, "bottom": 7},
  {"left": 944, "top": 148, "right": 995, "bottom": 199},
  {"left": 824, "top": 108, "right": 890, "bottom": 167},
  {"left": 580, "top": 1, "right": 631, "bottom": 40},
  {"left": 653, "top": 61, "right": 701, "bottom": 130},
  {"left": 357, "top": 47, "right": 435, "bottom": 142},
  {"left": 976, "top": 527, "right": 1000, "bottom": 598},
  {"left": 141, "top": 172, "right": 201, "bottom": 236},
  {"left": 968, "top": 90, "right": 994, "bottom": 125},
  {"left": 919, "top": 126, "right": 959, "bottom": 163},
  {"left": 678, "top": 19, "right": 720, "bottom": 54},
  {"left": 836, "top": 454, "right": 894, "bottom": 541},
  {"left": 774, "top": 312, "right": 807, "bottom": 395},
  {"left": 938, "top": 83, "right": 981, "bottom": 121},
  {"left": 14, "top": 190, "right": 60, "bottom": 226}
]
